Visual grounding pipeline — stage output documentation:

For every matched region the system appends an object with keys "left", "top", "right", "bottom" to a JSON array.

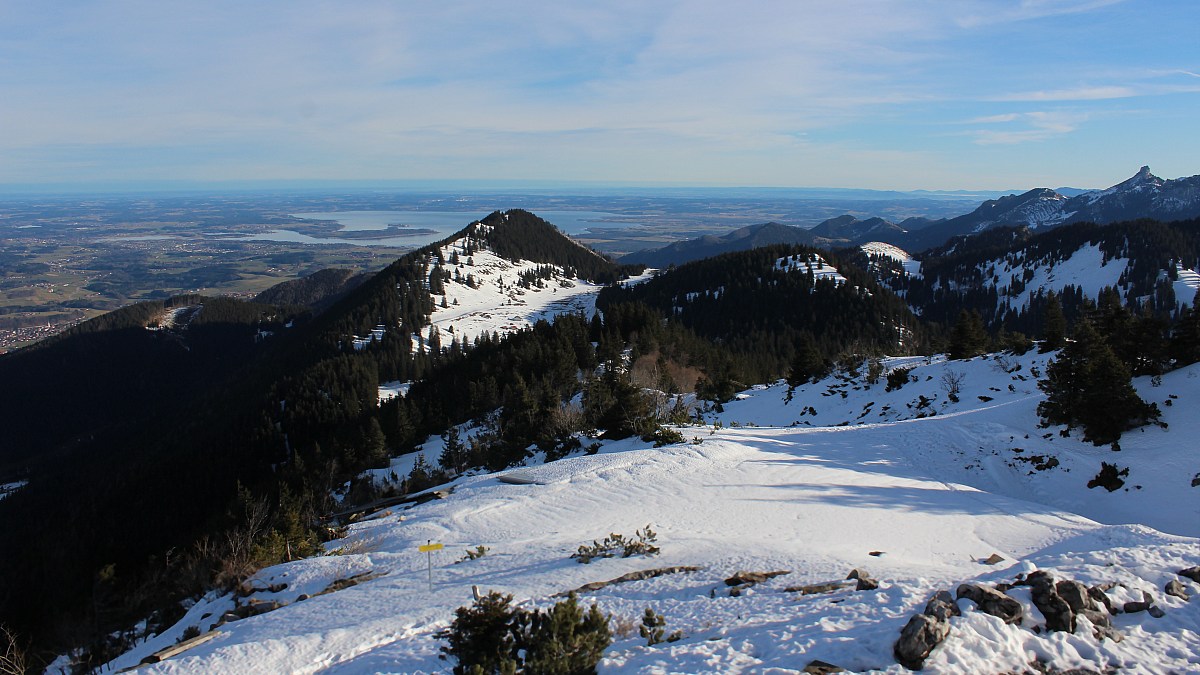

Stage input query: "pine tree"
[
  {"left": 1171, "top": 294, "right": 1200, "bottom": 366},
  {"left": 1041, "top": 292, "right": 1067, "bottom": 352},
  {"left": 1038, "top": 319, "right": 1159, "bottom": 445},
  {"left": 948, "top": 310, "right": 987, "bottom": 360},
  {"left": 787, "top": 334, "right": 827, "bottom": 388}
]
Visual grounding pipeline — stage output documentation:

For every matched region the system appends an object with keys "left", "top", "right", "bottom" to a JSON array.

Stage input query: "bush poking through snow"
[
  {"left": 460, "top": 545, "right": 490, "bottom": 563},
  {"left": 1087, "top": 462, "right": 1129, "bottom": 492},
  {"left": 885, "top": 366, "right": 914, "bottom": 392},
  {"left": 639, "top": 608, "right": 682, "bottom": 646},
  {"left": 438, "top": 592, "right": 611, "bottom": 674},
  {"left": 571, "top": 526, "right": 660, "bottom": 564},
  {"left": 643, "top": 426, "right": 684, "bottom": 448}
]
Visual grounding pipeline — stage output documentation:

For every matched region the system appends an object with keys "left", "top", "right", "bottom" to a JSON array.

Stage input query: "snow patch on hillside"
[
  {"left": 861, "top": 241, "right": 922, "bottom": 277},
  {"left": 1173, "top": 267, "right": 1199, "bottom": 307},
  {"left": 775, "top": 252, "right": 847, "bottom": 285},
  {"left": 377, "top": 380, "right": 411, "bottom": 404},
  {"left": 981, "top": 243, "right": 1129, "bottom": 310}
]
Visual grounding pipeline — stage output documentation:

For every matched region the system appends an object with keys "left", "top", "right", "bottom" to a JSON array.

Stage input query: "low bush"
[
  {"left": 439, "top": 592, "right": 611, "bottom": 674},
  {"left": 571, "top": 526, "right": 660, "bottom": 564}
]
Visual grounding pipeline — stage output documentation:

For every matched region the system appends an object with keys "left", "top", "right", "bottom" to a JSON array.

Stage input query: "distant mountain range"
[{"left": 620, "top": 167, "right": 1200, "bottom": 265}]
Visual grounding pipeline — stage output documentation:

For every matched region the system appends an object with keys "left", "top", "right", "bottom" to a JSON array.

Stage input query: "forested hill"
[
  {"left": 871, "top": 217, "right": 1200, "bottom": 333},
  {"left": 0, "top": 209, "right": 643, "bottom": 667},
  {"left": 600, "top": 244, "right": 928, "bottom": 383},
  {"left": 254, "top": 267, "right": 370, "bottom": 312}
]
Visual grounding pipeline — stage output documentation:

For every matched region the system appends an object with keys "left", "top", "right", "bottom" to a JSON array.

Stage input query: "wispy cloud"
[
  {"left": 954, "top": 0, "right": 1127, "bottom": 28},
  {"left": 967, "top": 111, "right": 1088, "bottom": 145},
  {"left": 0, "top": 0, "right": 1195, "bottom": 189},
  {"left": 993, "top": 85, "right": 1138, "bottom": 101}
]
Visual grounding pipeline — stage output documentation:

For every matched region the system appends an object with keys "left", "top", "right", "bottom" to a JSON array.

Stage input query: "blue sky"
[{"left": 1, "top": 0, "right": 1197, "bottom": 190}]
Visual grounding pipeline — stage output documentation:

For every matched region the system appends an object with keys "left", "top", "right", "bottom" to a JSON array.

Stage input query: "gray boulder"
[
  {"left": 957, "top": 583, "right": 1023, "bottom": 624},
  {"left": 924, "top": 590, "right": 961, "bottom": 622},
  {"left": 1165, "top": 579, "right": 1190, "bottom": 600},
  {"left": 894, "top": 613, "right": 950, "bottom": 670}
]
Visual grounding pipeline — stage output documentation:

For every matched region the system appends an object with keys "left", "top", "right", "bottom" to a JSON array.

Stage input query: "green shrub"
[
  {"left": 643, "top": 426, "right": 684, "bottom": 447},
  {"left": 439, "top": 592, "right": 611, "bottom": 674},
  {"left": 639, "top": 608, "right": 682, "bottom": 646}
]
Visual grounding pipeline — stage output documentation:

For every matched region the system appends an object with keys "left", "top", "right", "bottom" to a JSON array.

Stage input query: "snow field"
[{"left": 109, "top": 350, "right": 1200, "bottom": 674}]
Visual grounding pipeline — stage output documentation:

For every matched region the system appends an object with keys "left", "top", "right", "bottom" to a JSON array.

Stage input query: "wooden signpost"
[{"left": 419, "top": 540, "right": 443, "bottom": 591}]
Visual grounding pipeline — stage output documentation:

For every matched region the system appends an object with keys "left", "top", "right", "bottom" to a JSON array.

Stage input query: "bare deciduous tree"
[
  {"left": 0, "top": 624, "right": 28, "bottom": 675},
  {"left": 940, "top": 370, "right": 966, "bottom": 402}
]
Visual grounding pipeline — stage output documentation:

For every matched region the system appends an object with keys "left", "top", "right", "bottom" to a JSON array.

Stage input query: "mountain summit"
[{"left": 901, "top": 166, "right": 1200, "bottom": 250}]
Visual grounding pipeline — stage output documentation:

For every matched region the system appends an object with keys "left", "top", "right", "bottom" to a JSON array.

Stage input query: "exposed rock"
[
  {"left": 894, "top": 613, "right": 950, "bottom": 670},
  {"left": 855, "top": 576, "right": 880, "bottom": 591},
  {"left": 1028, "top": 573, "right": 1075, "bottom": 632},
  {"left": 846, "top": 568, "right": 879, "bottom": 591},
  {"left": 1088, "top": 586, "right": 1117, "bottom": 615},
  {"left": 725, "top": 570, "right": 790, "bottom": 586},
  {"left": 1165, "top": 579, "right": 1190, "bottom": 600},
  {"left": 1148, "top": 605, "right": 1166, "bottom": 618},
  {"left": 1122, "top": 600, "right": 1151, "bottom": 614},
  {"left": 803, "top": 659, "right": 845, "bottom": 674},
  {"left": 982, "top": 553, "right": 1005, "bottom": 565},
  {"left": 1178, "top": 566, "right": 1200, "bottom": 583},
  {"left": 1122, "top": 591, "right": 1157, "bottom": 615},
  {"left": 1078, "top": 608, "right": 1122, "bottom": 642},
  {"left": 558, "top": 566, "right": 702, "bottom": 596},
  {"left": 924, "top": 590, "right": 961, "bottom": 622},
  {"left": 1056, "top": 580, "right": 1091, "bottom": 612},
  {"left": 785, "top": 581, "right": 852, "bottom": 595},
  {"left": 957, "top": 583, "right": 1023, "bottom": 624}
]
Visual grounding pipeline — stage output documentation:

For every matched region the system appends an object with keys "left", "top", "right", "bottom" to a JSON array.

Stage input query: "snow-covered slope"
[
  {"left": 414, "top": 244, "right": 650, "bottom": 353},
  {"left": 104, "top": 352, "right": 1200, "bottom": 674},
  {"left": 861, "top": 242, "right": 922, "bottom": 278}
]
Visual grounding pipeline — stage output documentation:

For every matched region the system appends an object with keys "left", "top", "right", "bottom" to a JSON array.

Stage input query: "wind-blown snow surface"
[{"left": 108, "top": 353, "right": 1200, "bottom": 674}]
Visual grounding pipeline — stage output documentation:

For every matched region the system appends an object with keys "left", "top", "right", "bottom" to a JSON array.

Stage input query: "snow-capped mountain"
[
  {"left": 98, "top": 351, "right": 1200, "bottom": 674},
  {"left": 903, "top": 167, "right": 1200, "bottom": 251}
]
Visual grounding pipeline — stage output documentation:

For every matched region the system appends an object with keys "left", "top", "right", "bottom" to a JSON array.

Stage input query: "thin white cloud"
[
  {"left": 968, "top": 110, "right": 1088, "bottom": 144},
  {"left": 955, "top": 0, "right": 1126, "bottom": 28}
]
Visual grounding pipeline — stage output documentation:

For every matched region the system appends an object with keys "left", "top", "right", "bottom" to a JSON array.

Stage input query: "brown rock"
[
  {"left": 1165, "top": 579, "right": 1190, "bottom": 600},
  {"left": 725, "top": 570, "right": 790, "bottom": 586}
]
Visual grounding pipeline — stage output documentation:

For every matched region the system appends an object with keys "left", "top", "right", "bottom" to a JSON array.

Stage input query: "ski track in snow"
[{"left": 109, "top": 353, "right": 1200, "bottom": 674}]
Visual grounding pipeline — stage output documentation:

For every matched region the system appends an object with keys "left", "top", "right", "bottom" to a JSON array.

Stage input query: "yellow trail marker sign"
[{"left": 419, "top": 542, "right": 444, "bottom": 552}]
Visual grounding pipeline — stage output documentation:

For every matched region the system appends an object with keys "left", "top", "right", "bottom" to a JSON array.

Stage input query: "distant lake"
[{"left": 252, "top": 210, "right": 640, "bottom": 247}]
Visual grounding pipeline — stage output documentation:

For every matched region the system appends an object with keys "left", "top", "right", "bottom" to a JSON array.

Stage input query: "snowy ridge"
[
  {"left": 861, "top": 241, "right": 922, "bottom": 278},
  {"left": 104, "top": 351, "right": 1200, "bottom": 674}
]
